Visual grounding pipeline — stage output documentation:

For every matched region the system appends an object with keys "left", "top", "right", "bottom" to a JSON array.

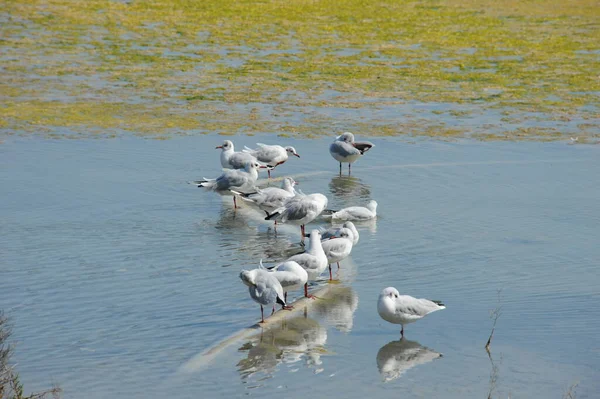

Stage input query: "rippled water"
[{"left": 1, "top": 136, "right": 599, "bottom": 398}]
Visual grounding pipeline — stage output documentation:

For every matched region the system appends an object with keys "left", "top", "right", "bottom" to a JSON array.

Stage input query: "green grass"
[{"left": 1, "top": 0, "right": 599, "bottom": 140}]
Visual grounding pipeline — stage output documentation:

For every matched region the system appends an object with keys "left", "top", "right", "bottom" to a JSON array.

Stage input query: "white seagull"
[
  {"left": 216, "top": 140, "right": 260, "bottom": 170},
  {"left": 320, "top": 227, "right": 354, "bottom": 280},
  {"left": 319, "top": 221, "right": 360, "bottom": 245},
  {"left": 244, "top": 143, "right": 300, "bottom": 178},
  {"left": 377, "top": 287, "right": 445, "bottom": 337},
  {"left": 329, "top": 132, "right": 374, "bottom": 174},
  {"left": 233, "top": 177, "right": 298, "bottom": 215},
  {"left": 261, "top": 260, "right": 308, "bottom": 302},
  {"left": 265, "top": 192, "right": 328, "bottom": 237},
  {"left": 240, "top": 268, "right": 290, "bottom": 323},
  {"left": 286, "top": 230, "right": 328, "bottom": 298},
  {"left": 328, "top": 200, "right": 377, "bottom": 221},
  {"left": 193, "top": 160, "right": 266, "bottom": 208}
]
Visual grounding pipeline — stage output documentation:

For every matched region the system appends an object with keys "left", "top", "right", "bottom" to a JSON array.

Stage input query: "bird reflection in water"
[
  {"left": 237, "top": 315, "right": 327, "bottom": 382},
  {"left": 376, "top": 338, "right": 442, "bottom": 382},
  {"left": 328, "top": 175, "right": 371, "bottom": 201},
  {"left": 312, "top": 286, "right": 358, "bottom": 333},
  {"left": 237, "top": 285, "right": 359, "bottom": 383},
  {"left": 213, "top": 206, "right": 302, "bottom": 261}
]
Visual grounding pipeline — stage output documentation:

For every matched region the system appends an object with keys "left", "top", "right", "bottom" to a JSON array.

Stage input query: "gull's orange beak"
[
  {"left": 259, "top": 165, "right": 268, "bottom": 169},
  {"left": 215, "top": 145, "right": 223, "bottom": 149},
  {"left": 294, "top": 153, "right": 301, "bottom": 158}
]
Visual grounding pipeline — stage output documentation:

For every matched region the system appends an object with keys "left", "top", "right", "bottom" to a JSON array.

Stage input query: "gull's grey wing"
[
  {"left": 216, "top": 170, "right": 247, "bottom": 190},
  {"left": 271, "top": 270, "right": 303, "bottom": 289},
  {"left": 287, "top": 253, "right": 317, "bottom": 271},
  {"left": 330, "top": 141, "right": 361, "bottom": 158},
  {"left": 281, "top": 199, "right": 315, "bottom": 222},
  {"left": 394, "top": 296, "right": 443, "bottom": 317},
  {"left": 229, "top": 152, "right": 256, "bottom": 169}
]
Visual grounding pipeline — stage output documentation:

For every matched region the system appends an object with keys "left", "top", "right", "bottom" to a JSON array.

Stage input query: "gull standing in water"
[
  {"left": 265, "top": 192, "right": 328, "bottom": 237},
  {"left": 320, "top": 227, "right": 354, "bottom": 280},
  {"left": 261, "top": 260, "right": 308, "bottom": 302},
  {"left": 240, "top": 268, "right": 290, "bottom": 323},
  {"left": 243, "top": 143, "right": 300, "bottom": 178},
  {"left": 318, "top": 221, "right": 360, "bottom": 245},
  {"left": 327, "top": 200, "right": 377, "bottom": 221},
  {"left": 286, "top": 230, "right": 328, "bottom": 298},
  {"left": 377, "top": 287, "right": 446, "bottom": 337},
  {"left": 233, "top": 177, "right": 298, "bottom": 217},
  {"left": 217, "top": 140, "right": 260, "bottom": 170},
  {"left": 192, "top": 161, "right": 266, "bottom": 208},
  {"left": 329, "top": 132, "right": 374, "bottom": 174}
]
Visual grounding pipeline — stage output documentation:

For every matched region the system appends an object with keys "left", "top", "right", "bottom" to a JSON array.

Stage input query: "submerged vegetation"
[
  {"left": 1, "top": 0, "right": 599, "bottom": 140},
  {"left": 0, "top": 312, "right": 61, "bottom": 399}
]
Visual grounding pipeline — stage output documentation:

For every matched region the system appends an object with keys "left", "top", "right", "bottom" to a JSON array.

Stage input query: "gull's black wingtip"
[{"left": 265, "top": 211, "right": 280, "bottom": 221}]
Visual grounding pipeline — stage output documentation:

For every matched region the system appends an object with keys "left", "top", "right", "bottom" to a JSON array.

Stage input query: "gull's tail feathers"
[
  {"left": 431, "top": 299, "right": 446, "bottom": 309},
  {"left": 190, "top": 178, "right": 215, "bottom": 189}
]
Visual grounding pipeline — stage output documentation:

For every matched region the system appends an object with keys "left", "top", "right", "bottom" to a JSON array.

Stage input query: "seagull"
[
  {"left": 286, "top": 230, "right": 329, "bottom": 298},
  {"left": 326, "top": 200, "right": 378, "bottom": 221},
  {"left": 265, "top": 192, "right": 328, "bottom": 237},
  {"left": 216, "top": 140, "right": 260, "bottom": 170},
  {"left": 192, "top": 160, "right": 266, "bottom": 208},
  {"left": 261, "top": 260, "right": 308, "bottom": 302},
  {"left": 320, "top": 227, "right": 354, "bottom": 280},
  {"left": 240, "top": 268, "right": 290, "bottom": 323},
  {"left": 377, "top": 287, "right": 445, "bottom": 337},
  {"left": 318, "top": 221, "right": 360, "bottom": 245},
  {"left": 243, "top": 143, "right": 300, "bottom": 178},
  {"left": 329, "top": 132, "right": 374, "bottom": 174},
  {"left": 233, "top": 177, "right": 298, "bottom": 216}
]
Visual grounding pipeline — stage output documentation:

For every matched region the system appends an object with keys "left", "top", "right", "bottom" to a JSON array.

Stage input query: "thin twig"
[
  {"left": 485, "top": 289, "right": 503, "bottom": 353},
  {"left": 563, "top": 381, "right": 579, "bottom": 399}
]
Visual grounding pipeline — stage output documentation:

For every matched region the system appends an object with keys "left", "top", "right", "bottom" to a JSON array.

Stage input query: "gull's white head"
[
  {"left": 244, "top": 161, "right": 266, "bottom": 172},
  {"left": 335, "top": 227, "right": 354, "bottom": 241},
  {"left": 285, "top": 146, "right": 300, "bottom": 158},
  {"left": 240, "top": 269, "right": 258, "bottom": 287},
  {"left": 216, "top": 140, "right": 234, "bottom": 151},
  {"left": 309, "top": 230, "right": 322, "bottom": 240},
  {"left": 283, "top": 177, "right": 297, "bottom": 186},
  {"left": 337, "top": 132, "right": 355, "bottom": 143},
  {"left": 367, "top": 200, "right": 378, "bottom": 212},
  {"left": 343, "top": 221, "right": 357, "bottom": 231},
  {"left": 342, "top": 221, "right": 359, "bottom": 243},
  {"left": 380, "top": 287, "right": 400, "bottom": 299}
]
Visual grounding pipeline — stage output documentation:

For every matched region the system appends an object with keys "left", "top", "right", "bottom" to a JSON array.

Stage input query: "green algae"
[{"left": 1, "top": 0, "right": 599, "bottom": 140}]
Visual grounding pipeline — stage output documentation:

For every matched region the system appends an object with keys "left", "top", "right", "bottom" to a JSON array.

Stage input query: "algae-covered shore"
[{"left": 1, "top": 0, "right": 599, "bottom": 140}]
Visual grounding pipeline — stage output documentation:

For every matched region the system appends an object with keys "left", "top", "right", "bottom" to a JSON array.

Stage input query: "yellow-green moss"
[{"left": 1, "top": 0, "right": 599, "bottom": 139}]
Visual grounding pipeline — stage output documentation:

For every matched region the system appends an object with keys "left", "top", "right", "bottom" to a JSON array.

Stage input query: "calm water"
[{"left": 1, "top": 136, "right": 599, "bottom": 398}]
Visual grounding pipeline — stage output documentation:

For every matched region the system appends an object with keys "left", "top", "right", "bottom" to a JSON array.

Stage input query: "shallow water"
[{"left": 1, "top": 136, "right": 599, "bottom": 398}]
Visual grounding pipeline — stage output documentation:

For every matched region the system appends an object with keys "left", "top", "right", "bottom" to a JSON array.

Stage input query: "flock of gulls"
[{"left": 192, "top": 132, "right": 445, "bottom": 337}]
